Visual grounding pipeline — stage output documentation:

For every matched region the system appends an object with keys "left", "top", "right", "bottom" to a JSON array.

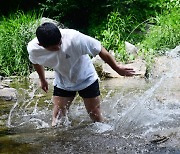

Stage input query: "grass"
[
  {"left": 0, "top": 11, "right": 41, "bottom": 76},
  {"left": 140, "top": 8, "right": 180, "bottom": 53},
  {"left": 95, "top": 11, "right": 138, "bottom": 63}
]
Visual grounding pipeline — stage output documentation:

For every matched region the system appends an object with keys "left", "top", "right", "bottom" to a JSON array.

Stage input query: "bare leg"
[
  {"left": 52, "top": 96, "right": 74, "bottom": 126},
  {"left": 83, "top": 96, "right": 103, "bottom": 122}
]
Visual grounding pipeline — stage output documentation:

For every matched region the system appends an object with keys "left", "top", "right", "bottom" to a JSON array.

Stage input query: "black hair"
[{"left": 36, "top": 22, "right": 61, "bottom": 47}]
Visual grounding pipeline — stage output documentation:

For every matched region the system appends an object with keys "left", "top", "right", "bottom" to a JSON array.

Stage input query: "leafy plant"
[
  {"left": 40, "top": 0, "right": 111, "bottom": 32},
  {"left": 137, "top": 8, "right": 180, "bottom": 77},
  {"left": 95, "top": 11, "right": 142, "bottom": 62},
  {"left": 0, "top": 11, "right": 41, "bottom": 76},
  {"left": 141, "top": 8, "right": 180, "bottom": 53}
]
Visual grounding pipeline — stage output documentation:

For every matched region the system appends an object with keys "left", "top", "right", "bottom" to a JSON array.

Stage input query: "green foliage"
[
  {"left": 110, "top": 0, "right": 179, "bottom": 16},
  {"left": 95, "top": 11, "right": 137, "bottom": 62},
  {"left": 148, "top": 0, "right": 179, "bottom": 11},
  {"left": 141, "top": 8, "right": 180, "bottom": 53},
  {"left": 0, "top": 0, "right": 179, "bottom": 76},
  {"left": 40, "top": 0, "right": 111, "bottom": 32},
  {"left": 94, "top": 0, "right": 179, "bottom": 64},
  {"left": 137, "top": 7, "right": 180, "bottom": 76},
  {"left": 0, "top": 11, "right": 41, "bottom": 76}
]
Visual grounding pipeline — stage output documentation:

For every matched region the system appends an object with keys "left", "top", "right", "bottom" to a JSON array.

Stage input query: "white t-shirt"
[{"left": 27, "top": 29, "right": 102, "bottom": 91}]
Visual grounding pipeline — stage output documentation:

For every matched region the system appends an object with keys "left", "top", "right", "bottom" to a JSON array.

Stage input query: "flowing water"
[{"left": 0, "top": 47, "right": 180, "bottom": 153}]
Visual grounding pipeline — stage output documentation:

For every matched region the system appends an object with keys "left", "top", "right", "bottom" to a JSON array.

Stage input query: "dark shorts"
[{"left": 53, "top": 79, "right": 100, "bottom": 98}]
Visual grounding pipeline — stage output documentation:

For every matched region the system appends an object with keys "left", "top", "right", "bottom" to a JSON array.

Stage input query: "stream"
[{"left": 0, "top": 47, "right": 180, "bottom": 153}]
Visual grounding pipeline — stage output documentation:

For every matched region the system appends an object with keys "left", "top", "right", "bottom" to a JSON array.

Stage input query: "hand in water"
[
  {"left": 115, "top": 66, "right": 137, "bottom": 76},
  {"left": 40, "top": 79, "right": 48, "bottom": 93}
]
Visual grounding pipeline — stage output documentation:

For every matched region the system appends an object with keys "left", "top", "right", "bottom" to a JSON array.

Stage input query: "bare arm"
[
  {"left": 99, "top": 46, "right": 135, "bottom": 76},
  {"left": 33, "top": 64, "right": 48, "bottom": 92}
]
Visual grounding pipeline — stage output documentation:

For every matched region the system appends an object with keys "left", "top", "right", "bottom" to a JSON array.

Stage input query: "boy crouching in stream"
[{"left": 27, "top": 22, "right": 136, "bottom": 126}]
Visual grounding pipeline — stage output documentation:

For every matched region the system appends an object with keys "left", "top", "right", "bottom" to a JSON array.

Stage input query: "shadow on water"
[{"left": 0, "top": 46, "right": 180, "bottom": 153}]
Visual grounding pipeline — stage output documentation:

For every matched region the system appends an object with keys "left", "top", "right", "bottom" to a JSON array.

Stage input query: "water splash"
[
  {"left": 2, "top": 46, "right": 180, "bottom": 154},
  {"left": 88, "top": 122, "right": 114, "bottom": 133},
  {"left": 7, "top": 82, "right": 51, "bottom": 129},
  {"left": 113, "top": 47, "right": 180, "bottom": 133},
  {"left": 6, "top": 46, "right": 180, "bottom": 135},
  {"left": 114, "top": 74, "right": 166, "bottom": 132}
]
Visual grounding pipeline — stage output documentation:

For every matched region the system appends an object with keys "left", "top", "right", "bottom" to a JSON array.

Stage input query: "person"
[{"left": 27, "top": 22, "right": 136, "bottom": 127}]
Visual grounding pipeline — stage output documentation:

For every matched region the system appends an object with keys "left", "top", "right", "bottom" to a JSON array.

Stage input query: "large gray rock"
[
  {"left": 40, "top": 17, "right": 59, "bottom": 26},
  {"left": 0, "top": 78, "right": 17, "bottom": 101},
  {"left": 92, "top": 55, "right": 146, "bottom": 78},
  {"left": 125, "top": 41, "right": 139, "bottom": 55},
  {"left": 29, "top": 71, "right": 55, "bottom": 79},
  {"left": 29, "top": 71, "right": 55, "bottom": 85}
]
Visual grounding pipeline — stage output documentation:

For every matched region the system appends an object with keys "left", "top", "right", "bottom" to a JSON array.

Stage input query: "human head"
[{"left": 36, "top": 22, "right": 62, "bottom": 51}]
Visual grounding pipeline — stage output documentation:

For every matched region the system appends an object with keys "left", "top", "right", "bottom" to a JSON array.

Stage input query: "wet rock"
[
  {"left": 92, "top": 55, "right": 146, "bottom": 78},
  {"left": 0, "top": 87, "right": 17, "bottom": 101},
  {"left": 0, "top": 76, "right": 3, "bottom": 81},
  {"left": 148, "top": 127, "right": 180, "bottom": 148},
  {"left": 151, "top": 46, "right": 180, "bottom": 78},
  {"left": 2, "top": 79, "right": 13, "bottom": 84},
  {"left": 151, "top": 56, "right": 170, "bottom": 78},
  {"left": 0, "top": 77, "right": 17, "bottom": 101},
  {"left": 29, "top": 71, "right": 55, "bottom": 79},
  {"left": 150, "top": 134, "right": 170, "bottom": 144},
  {"left": 123, "top": 58, "right": 146, "bottom": 78},
  {"left": 0, "top": 83, "right": 9, "bottom": 88}
]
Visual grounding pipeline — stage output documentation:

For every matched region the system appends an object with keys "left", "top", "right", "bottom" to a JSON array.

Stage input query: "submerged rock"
[
  {"left": 0, "top": 87, "right": 17, "bottom": 101},
  {"left": 92, "top": 55, "right": 146, "bottom": 78},
  {"left": 0, "top": 77, "right": 18, "bottom": 101},
  {"left": 150, "top": 135, "right": 170, "bottom": 144}
]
